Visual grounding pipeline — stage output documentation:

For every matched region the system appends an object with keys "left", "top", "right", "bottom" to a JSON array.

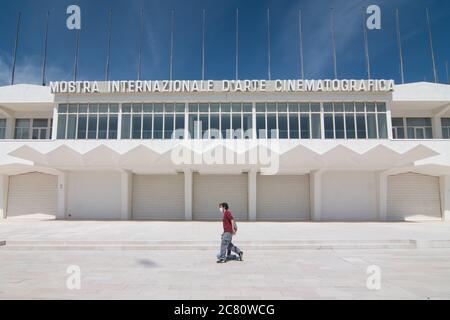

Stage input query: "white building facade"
[{"left": 1, "top": 80, "right": 450, "bottom": 222}]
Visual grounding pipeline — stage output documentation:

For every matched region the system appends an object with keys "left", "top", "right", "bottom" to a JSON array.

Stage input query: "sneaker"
[
  {"left": 238, "top": 251, "right": 244, "bottom": 261},
  {"left": 216, "top": 259, "right": 226, "bottom": 263}
]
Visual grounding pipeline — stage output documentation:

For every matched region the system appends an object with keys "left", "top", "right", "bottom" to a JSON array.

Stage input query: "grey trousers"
[{"left": 217, "top": 232, "right": 241, "bottom": 260}]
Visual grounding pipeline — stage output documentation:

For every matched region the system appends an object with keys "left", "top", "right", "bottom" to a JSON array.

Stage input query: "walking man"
[{"left": 217, "top": 202, "right": 243, "bottom": 263}]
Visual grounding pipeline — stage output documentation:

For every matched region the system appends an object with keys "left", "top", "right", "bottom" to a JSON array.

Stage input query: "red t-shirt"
[{"left": 222, "top": 210, "right": 234, "bottom": 233}]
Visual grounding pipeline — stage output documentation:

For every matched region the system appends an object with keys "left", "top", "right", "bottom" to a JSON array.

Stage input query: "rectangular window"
[
  {"left": 356, "top": 114, "right": 366, "bottom": 138},
  {"left": 142, "top": 114, "right": 152, "bottom": 139},
  {"left": 367, "top": 114, "right": 377, "bottom": 139},
  {"left": 87, "top": 114, "right": 98, "bottom": 139},
  {"left": 442, "top": 118, "right": 450, "bottom": 139},
  {"left": 300, "top": 114, "right": 310, "bottom": 139},
  {"left": 311, "top": 114, "right": 321, "bottom": 139},
  {"left": 256, "top": 114, "right": 266, "bottom": 139},
  {"left": 324, "top": 114, "right": 334, "bottom": 139},
  {"left": 0, "top": 119, "right": 6, "bottom": 139},
  {"left": 345, "top": 114, "right": 356, "bottom": 139},
  {"left": 153, "top": 114, "right": 163, "bottom": 139},
  {"left": 15, "top": 119, "right": 30, "bottom": 139},
  {"left": 406, "top": 117, "right": 433, "bottom": 139},
  {"left": 232, "top": 114, "right": 242, "bottom": 139},
  {"left": 243, "top": 113, "right": 252, "bottom": 138},
  {"left": 164, "top": 114, "right": 174, "bottom": 139},
  {"left": 77, "top": 115, "right": 87, "bottom": 139},
  {"left": 199, "top": 114, "right": 209, "bottom": 139},
  {"left": 221, "top": 114, "right": 230, "bottom": 139},
  {"left": 267, "top": 114, "right": 277, "bottom": 139},
  {"left": 121, "top": 114, "right": 131, "bottom": 139},
  {"left": 210, "top": 113, "right": 220, "bottom": 139},
  {"left": 334, "top": 114, "right": 345, "bottom": 138},
  {"left": 289, "top": 113, "right": 299, "bottom": 139}
]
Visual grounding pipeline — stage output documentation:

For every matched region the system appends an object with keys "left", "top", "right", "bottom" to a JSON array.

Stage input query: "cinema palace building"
[{"left": 1, "top": 79, "right": 450, "bottom": 222}]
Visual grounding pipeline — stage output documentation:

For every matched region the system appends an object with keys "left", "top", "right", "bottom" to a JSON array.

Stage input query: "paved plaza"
[{"left": 1, "top": 220, "right": 450, "bottom": 299}]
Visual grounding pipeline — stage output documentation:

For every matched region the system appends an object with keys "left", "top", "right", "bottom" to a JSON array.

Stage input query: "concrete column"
[
  {"left": 310, "top": 170, "right": 323, "bottom": 221},
  {"left": 432, "top": 116, "right": 442, "bottom": 139},
  {"left": 120, "top": 170, "right": 132, "bottom": 220},
  {"left": 439, "top": 175, "right": 450, "bottom": 221},
  {"left": 184, "top": 169, "right": 193, "bottom": 220},
  {"left": 378, "top": 172, "right": 388, "bottom": 221},
  {"left": 0, "top": 175, "right": 9, "bottom": 219},
  {"left": 56, "top": 172, "right": 67, "bottom": 219},
  {"left": 5, "top": 118, "right": 14, "bottom": 139},
  {"left": 51, "top": 106, "right": 58, "bottom": 140},
  {"left": 386, "top": 101, "right": 394, "bottom": 139},
  {"left": 248, "top": 170, "right": 257, "bottom": 221}
]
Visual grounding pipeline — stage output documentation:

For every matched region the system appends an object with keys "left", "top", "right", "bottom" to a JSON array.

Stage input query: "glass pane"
[
  {"left": 68, "top": 104, "right": 78, "bottom": 113},
  {"left": 266, "top": 103, "right": 276, "bottom": 112},
  {"left": 188, "top": 103, "right": 198, "bottom": 113},
  {"left": 267, "top": 114, "right": 277, "bottom": 138},
  {"left": 288, "top": 103, "right": 298, "bottom": 112},
  {"left": 122, "top": 104, "right": 131, "bottom": 113},
  {"left": 311, "top": 114, "right": 321, "bottom": 139},
  {"left": 199, "top": 114, "right": 208, "bottom": 139},
  {"left": 406, "top": 118, "right": 432, "bottom": 126},
  {"left": 199, "top": 103, "right": 208, "bottom": 113},
  {"left": 367, "top": 114, "right": 377, "bottom": 138},
  {"left": 210, "top": 113, "right": 220, "bottom": 139},
  {"left": 88, "top": 104, "right": 98, "bottom": 113},
  {"left": 310, "top": 103, "right": 320, "bottom": 112},
  {"left": 121, "top": 114, "right": 131, "bottom": 139},
  {"left": 255, "top": 103, "right": 265, "bottom": 112},
  {"left": 132, "top": 115, "right": 142, "bottom": 139},
  {"left": 300, "top": 114, "right": 310, "bottom": 139},
  {"left": 300, "top": 103, "right": 310, "bottom": 112},
  {"left": 366, "top": 102, "right": 376, "bottom": 112},
  {"left": 109, "top": 104, "right": 119, "bottom": 113},
  {"left": 165, "top": 103, "right": 174, "bottom": 113},
  {"left": 231, "top": 103, "right": 241, "bottom": 112},
  {"left": 189, "top": 114, "right": 198, "bottom": 139},
  {"left": 221, "top": 103, "right": 231, "bottom": 112},
  {"left": 67, "top": 115, "right": 77, "bottom": 139},
  {"left": 334, "top": 114, "right": 345, "bottom": 138},
  {"left": 153, "top": 114, "right": 163, "bottom": 138},
  {"left": 256, "top": 114, "right": 266, "bottom": 138},
  {"left": 415, "top": 128, "right": 425, "bottom": 139},
  {"left": 324, "top": 114, "right": 334, "bottom": 138},
  {"left": 210, "top": 103, "right": 219, "bottom": 113},
  {"left": 132, "top": 103, "right": 142, "bottom": 113},
  {"left": 175, "top": 114, "right": 185, "bottom": 130},
  {"left": 392, "top": 118, "right": 404, "bottom": 126},
  {"left": 278, "top": 114, "right": 288, "bottom": 139},
  {"left": 77, "top": 114, "right": 87, "bottom": 139},
  {"left": 164, "top": 114, "right": 174, "bottom": 139},
  {"left": 277, "top": 103, "right": 287, "bottom": 112},
  {"left": 221, "top": 114, "right": 230, "bottom": 139},
  {"left": 232, "top": 114, "right": 242, "bottom": 139},
  {"left": 289, "top": 113, "right": 299, "bottom": 138},
  {"left": 143, "top": 103, "right": 153, "bottom": 113},
  {"left": 334, "top": 102, "right": 344, "bottom": 112},
  {"left": 243, "top": 113, "right": 252, "bottom": 138},
  {"left": 175, "top": 103, "right": 185, "bottom": 113},
  {"left": 396, "top": 127, "right": 405, "bottom": 139},
  {"left": 377, "top": 113, "right": 388, "bottom": 139},
  {"left": 345, "top": 114, "right": 356, "bottom": 139},
  {"left": 58, "top": 104, "right": 68, "bottom": 113},
  {"left": 142, "top": 114, "right": 152, "bottom": 139},
  {"left": 99, "top": 104, "right": 108, "bottom": 113},
  {"left": 344, "top": 102, "right": 354, "bottom": 112},
  {"left": 425, "top": 128, "right": 433, "bottom": 139},
  {"left": 87, "top": 115, "right": 97, "bottom": 139},
  {"left": 376, "top": 102, "right": 386, "bottom": 112},
  {"left": 16, "top": 119, "right": 30, "bottom": 128},
  {"left": 243, "top": 103, "right": 252, "bottom": 113},
  {"left": 356, "top": 114, "right": 366, "bottom": 138},
  {"left": 154, "top": 103, "right": 163, "bottom": 113},
  {"left": 33, "top": 119, "right": 48, "bottom": 128},
  {"left": 98, "top": 115, "right": 108, "bottom": 139},
  {"left": 57, "top": 115, "right": 66, "bottom": 139},
  {"left": 108, "top": 115, "right": 118, "bottom": 139},
  {"left": 355, "top": 102, "right": 365, "bottom": 112},
  {"left": 79, "top": 104, "right": 88, "bottom": 113}
]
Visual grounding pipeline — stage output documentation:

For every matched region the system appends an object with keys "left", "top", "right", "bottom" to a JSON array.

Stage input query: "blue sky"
[{"left": 0, "top": 0, "right": 449, "bottom": 85}]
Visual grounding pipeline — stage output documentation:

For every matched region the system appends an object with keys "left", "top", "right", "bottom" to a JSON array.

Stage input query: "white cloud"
[{"left": 0, "top": 53, "right": 69, "bottom": 86}]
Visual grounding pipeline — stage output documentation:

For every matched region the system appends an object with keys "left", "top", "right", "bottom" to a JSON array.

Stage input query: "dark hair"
[{"left": 219, "top": 202, "right": 229, "bottom": 210}]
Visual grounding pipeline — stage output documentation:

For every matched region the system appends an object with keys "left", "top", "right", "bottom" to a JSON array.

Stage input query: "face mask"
[{"left": 219, "top": 207, "right": 224, "bottom": 213}]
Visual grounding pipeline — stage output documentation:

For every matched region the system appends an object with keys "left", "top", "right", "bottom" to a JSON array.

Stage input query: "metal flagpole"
[
  {"left": 330, "top": 8, "right": 337, "bottom": 79},
  {"left": 235, "top": 8, "right": 239, "bottom": 80},
  {"left": 73, "top": 29, "right": 80, "bottom": 81},
  {"left": 11, "top": 12, "right": 21, "bottom": 85},
  {"left": 41, "top": 11, "right": 49, "bottom": 86},
  {"left": 445, "top": 61, "right": 449, "bottom": 84},
  {"left": 267, "top": 8, "right": 271, "bottom": 80},
  {"left": 362, "top": 7, "right": 371, "bottom": 80},
  {"left": 201, "top": 9, "right": 205, "bottom": 80},
  {"left": 170, "top": 10, "right": 174, "bottom": 80},
  {"left": 395, "top": 9, "right": 405, "bottom": 84},
  {"left": 426, "top": 8, "right": 438, "bottom": 83},
  {"left": 105, "top": 9, "right": 112, "bottom": 81},
  {"left": 138, "top": 9, "right": 143, "bottom": 81},
  {"left": 298, "top": 9, "right": 304, "bottom": 80}
]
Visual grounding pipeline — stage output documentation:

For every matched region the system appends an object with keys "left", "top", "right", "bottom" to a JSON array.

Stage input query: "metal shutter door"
[
  {"left": 387, "top": 173, "right": 441, "bottom": 221},
  {"left": 193, "top": 173, "right": 248, "bottom": 220},
  {"left": 132, "top": 174, "right": 184, "bottom": 220},
  {"left": 257, "top": 174, "right": 310, "bottom": 221},
  {"left": 7, "top": 172, "right": 57, "bottom": 218}
]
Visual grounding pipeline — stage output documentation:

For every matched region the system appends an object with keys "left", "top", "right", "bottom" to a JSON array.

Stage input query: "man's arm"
[{"left": 231, "top": 219, "right": 237, "bottom": 234}]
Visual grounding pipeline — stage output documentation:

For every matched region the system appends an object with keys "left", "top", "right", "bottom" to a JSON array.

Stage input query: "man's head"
[{"left": 219, "top": 202, "right": 229, "bottom": 213}]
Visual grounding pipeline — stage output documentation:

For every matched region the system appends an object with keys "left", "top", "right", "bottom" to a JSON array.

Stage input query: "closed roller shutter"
[
  {"left": 193, "top": 173, "right": 248, "bottom": 220},
  {"left": 257, "top": 174, "right": 310, "bottom": 221},
  {"left": 387, "top": 173, "right": 441, "bottom": 221},
  {"left": 132, "top": 174, "right": 184, "bottom": 220},
  {"left": 7, "top": 172, "right": 57, "bottom": 219}
]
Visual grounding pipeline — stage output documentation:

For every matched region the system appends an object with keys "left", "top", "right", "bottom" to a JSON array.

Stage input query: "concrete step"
[{"left": 2, "top": 239, "right": 449, "bottom": 250}]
